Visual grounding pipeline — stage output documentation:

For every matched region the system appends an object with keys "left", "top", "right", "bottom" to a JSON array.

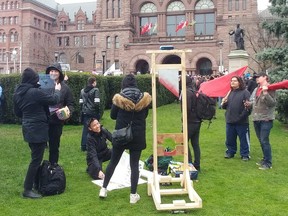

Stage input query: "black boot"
[{"left": 22, "top": 190, "right": 42, "bottom": 199}]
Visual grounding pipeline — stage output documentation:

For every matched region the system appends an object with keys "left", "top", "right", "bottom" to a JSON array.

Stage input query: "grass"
[{"left": 1, "top": 102, "right": 288, "bottom": 215}]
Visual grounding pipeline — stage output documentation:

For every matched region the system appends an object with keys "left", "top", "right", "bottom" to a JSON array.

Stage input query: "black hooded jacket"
[
  {"left": 45, "top": 63, "right": 75, "bottom": 124},
  {"left": 13, "top": 68, "right": 61, "bottom": 143}
]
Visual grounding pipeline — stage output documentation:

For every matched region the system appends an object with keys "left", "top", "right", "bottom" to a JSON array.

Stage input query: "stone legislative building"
[{"left": 0, "top": 0, "right": 259, "bottom": 75}]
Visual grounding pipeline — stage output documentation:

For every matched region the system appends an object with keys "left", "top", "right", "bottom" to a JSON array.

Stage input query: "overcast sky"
[{"left": 55, "top": 0, "right": 270, "bottom": 10}]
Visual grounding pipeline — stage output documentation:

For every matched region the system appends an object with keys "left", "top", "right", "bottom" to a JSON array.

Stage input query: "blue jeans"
[
  {"left": 253, "top": 121, "right": 273, "bottom": 166},
  {"left": 225, "top": 123, "right": 250, "bottom": 157}
]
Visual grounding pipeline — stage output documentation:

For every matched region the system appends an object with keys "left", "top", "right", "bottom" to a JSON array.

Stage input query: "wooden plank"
[{"left": 157, "top": 133, "right": 183, "bottom": 144}]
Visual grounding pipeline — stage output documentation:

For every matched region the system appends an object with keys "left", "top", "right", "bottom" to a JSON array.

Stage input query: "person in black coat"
[
  {"left": 79, "top": 77, "right": 101, "bottom": 151},
  {"left": 221, "top": 76, "right": 251, "bottom": 160},
  {"left": 99, "top": 74, "right": 152, "bottom": 204},
  {"left": 183, "top": 76, "right": 202, "bottom": 171},
  {"left": 45, "top": 63, "right": 75, "bottom": 165},
  {"left": 86, "top": 118, "right": 112, "bottom": 180},
  {"left": 13, "top": 68, "right": 61, "bottom": 199}
]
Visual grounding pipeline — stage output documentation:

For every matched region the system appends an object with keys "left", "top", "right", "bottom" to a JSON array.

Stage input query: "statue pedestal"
[{"left": 228, "top": 50, "right": 249, "bottom": 72}]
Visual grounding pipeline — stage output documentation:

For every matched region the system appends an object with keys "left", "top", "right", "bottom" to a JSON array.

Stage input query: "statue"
[{"left": 229, "top": 24, "right": 245, "bottom": 50}]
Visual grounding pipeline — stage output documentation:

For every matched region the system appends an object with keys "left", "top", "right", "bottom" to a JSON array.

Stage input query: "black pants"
[
  {"left": 87, "top": 149, "right": 112, "bottom": 180},
  {"left": 188, "top": 122, "right": 201, "bottom": 167},
  {"left": 48, "top": 124, "right": 63, "bottom": 164},
  {"left": 24, "top": 142, "right": 46, "bottom": 190},
  {"left": 103, "top": 147, "right": 141, "bottom": 194}
]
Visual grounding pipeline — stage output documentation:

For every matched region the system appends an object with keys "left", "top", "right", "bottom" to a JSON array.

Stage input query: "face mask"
[{"left": 50, "top": 74, "right": 58, "bottom": 80}]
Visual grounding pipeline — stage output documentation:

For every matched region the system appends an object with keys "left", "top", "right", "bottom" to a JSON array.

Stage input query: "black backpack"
[
  {"left": 35, "top": 160, "right": 66, "bottom": 196},
  {"left": 195, "top": 92, "right": 216, "bottom": 121}
]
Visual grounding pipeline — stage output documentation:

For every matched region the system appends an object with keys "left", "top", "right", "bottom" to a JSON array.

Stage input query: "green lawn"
[{"left": 0, "top": 102, "right": 287, "bottom": 215}]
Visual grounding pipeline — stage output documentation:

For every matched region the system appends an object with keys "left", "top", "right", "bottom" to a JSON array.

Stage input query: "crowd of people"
[{"left": 12, "top": 65, "right": 276, "bottom": 203}]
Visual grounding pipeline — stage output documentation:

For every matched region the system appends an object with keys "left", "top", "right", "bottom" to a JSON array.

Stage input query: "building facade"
[{"left": 0, "top": 0, "right": 259, "bottom": 75}]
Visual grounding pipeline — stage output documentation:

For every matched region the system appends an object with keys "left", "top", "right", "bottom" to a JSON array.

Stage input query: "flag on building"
[
  {"left": 152, "top": 23, "right": 157, "bottom": 33},
  {"left": 175, "top": 20, "right": 188, "bottom": 32},
  {"left": 199, "top": 66, "right": 247, "bottom": 97},
  {"left": 141, "top": 23, "right": 152, "bottom": 35},
  {"left": 188, "top": 19, "right": 196, "bottom": 26}
]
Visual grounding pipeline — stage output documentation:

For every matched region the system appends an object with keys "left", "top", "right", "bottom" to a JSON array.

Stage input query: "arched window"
[
  {"left": 166, "top": 1, "right": 186, "bottom": 37},
  {"left": 228, "top": 0, "right": 232, "bottom": 11},
  {"left": 77, "top": 52, "right": 84, "bottom": 63},
  {"left": 112, "top": 0, "right": 115, "bottom": 18},
  {"left": 139, "top": 3, "right": 157, "bottom": 36},
  {"left": 194, "top": 0, "right": 215, "bottom": 37},
  {"left": 106, "top": 36, "right": 111, "bottom": 49},
  {"left": 0, "top": 31, "right": 3, "bottom": 43},
  {"left": 10, "top": 32, "right": 15, "bottom": 42},
  {"left": 3, "top": 32, "right": 6, "bottom": 42},
  {"left": 197, "top": 57, "right": 212, "bottom": 75},
  {"left": 115, "top": 36, "right": 119, "bottom": 48},
  {"left": 167, "top": 1, "right": 185, "bottom": 11},
  {"left": 118, "top": 0, "right": 121, "bottom": 18},
  {"left": 140, "top": 2, "right": 157, "bottom": 13},
  {"left": 106, "top": 0, "right": 109, "bottom": 18}
]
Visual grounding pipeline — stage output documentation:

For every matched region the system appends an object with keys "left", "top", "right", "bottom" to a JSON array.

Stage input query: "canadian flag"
[
  {"left": 141, "top": 23, "right": 152, "bottom": 35},
  {"left": 175, "top": 20, "right": 188, "bottom": 32}
]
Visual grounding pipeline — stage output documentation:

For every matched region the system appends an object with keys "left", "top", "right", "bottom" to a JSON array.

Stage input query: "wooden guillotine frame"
[{"left": 146, "top": 49, "right": 202, "bottom": 211}]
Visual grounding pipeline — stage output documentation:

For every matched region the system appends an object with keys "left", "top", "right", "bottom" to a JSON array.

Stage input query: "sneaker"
[
  {"left": 130, "top": 193, "right": 140, "bottom": 204},
  {"left": 224, "top": 153, "right": 234, "bottom": 159},
  {"left": 99, "top": 187, "right": 107, "bottom": 198},
  {"left": 241, "top": 156, "right": 250, "bottom": 161},
  {"left": 259, "top": 163, "right": 272, "bottom": 170},
  {"left": 256, "top": 159, "right": 265, "bottom": 166}
]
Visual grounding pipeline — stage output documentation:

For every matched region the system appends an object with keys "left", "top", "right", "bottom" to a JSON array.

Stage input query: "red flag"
[
  {"left": 268, "top": 80, "right": 288, "bottom": 90},
  {"left": 141, "top": 23, "right": 152, "bottom": 35},
  {"left": 176, "top": 20, "right": 188, "bottom": 32},
  {"left": 198, "top": 66, "right": 248, "bottom": 97}
]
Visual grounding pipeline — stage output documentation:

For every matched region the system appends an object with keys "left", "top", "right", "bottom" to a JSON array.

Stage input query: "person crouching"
[{"left": 86, "top": 118, "right": 112, "bottom": 180}]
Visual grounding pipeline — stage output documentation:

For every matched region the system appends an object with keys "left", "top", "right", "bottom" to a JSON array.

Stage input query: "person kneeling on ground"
[{"left": 86, "top": 118, "right": 112, "bottom": 180}]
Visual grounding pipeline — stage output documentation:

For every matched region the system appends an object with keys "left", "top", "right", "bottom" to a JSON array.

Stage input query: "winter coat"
[
  {"left": 48, "top": 82, "right": 74, "bottom": 124},
  {"left": 222, "top": 88, "right": 251, "bottom": 124},
  {"left": 250, "top": 87, "right": 276, "bottom": 121},
  {"left": 13, "top": 83, "right": 61, "bottom": 143},
  {"left": 80, "top": 86, "right": 100, "bottom": 118},
  {"left": 86, "top": 127, "right": 112, "bottom": 172},
  {"left": 111, "top": 87, "right": 152, "bottom": 151}
]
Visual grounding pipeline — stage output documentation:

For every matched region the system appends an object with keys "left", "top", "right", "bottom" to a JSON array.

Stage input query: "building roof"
[
  {"left": 35, "top": 1, "right": 97, "bottom": 21},
  {"left": 57, "top": 2, "right": 97, "bottom": 21},
  {"left": 34, "top": 0, "right": 58, "bottom": 9}
]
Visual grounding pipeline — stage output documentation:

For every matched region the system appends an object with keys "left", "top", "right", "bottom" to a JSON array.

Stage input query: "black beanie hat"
[
  {"left": 45, "top": 63, "right": 64, "bottom": 82},
  {"left": 22, "top": 68, "right": 39, "bottom": 85},
  {"left": 121, "top": 74, "right": 137, "bottom": 89}
]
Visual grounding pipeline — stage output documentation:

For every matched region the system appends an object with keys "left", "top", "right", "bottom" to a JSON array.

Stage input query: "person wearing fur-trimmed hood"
[{"left": 99, "top": 74, "right": 152, "bottom": 204}]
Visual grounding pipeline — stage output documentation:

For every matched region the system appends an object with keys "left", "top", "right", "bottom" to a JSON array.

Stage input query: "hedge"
[{"left": 0, "top": 73, "right": 176, "bottom": 124}]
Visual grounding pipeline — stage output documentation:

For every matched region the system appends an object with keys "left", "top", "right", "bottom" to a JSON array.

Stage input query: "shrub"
[{"left": 0, "top": 73, "right": 176, "bottom": 124}]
